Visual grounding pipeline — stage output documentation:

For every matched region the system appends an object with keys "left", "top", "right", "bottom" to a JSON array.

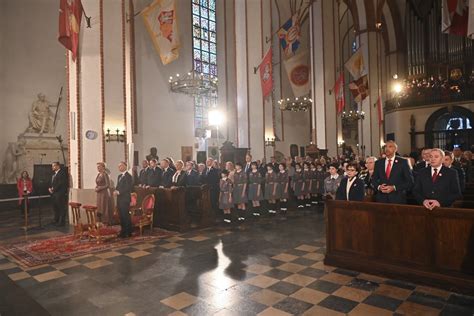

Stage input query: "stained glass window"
[{"left": 193, "top": 0, "right": 217, "bottom": 134}]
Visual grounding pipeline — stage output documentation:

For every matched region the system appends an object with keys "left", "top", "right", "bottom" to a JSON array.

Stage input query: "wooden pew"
[
  {"left": 325, "top": 200, "right": 474, "bottom": 294},
  {"left": 134, "top": 186, "right": 214, "bottom": 232}
]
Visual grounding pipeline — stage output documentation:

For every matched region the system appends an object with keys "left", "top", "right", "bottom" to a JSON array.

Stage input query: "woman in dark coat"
[
  {"left": 336, "top": 162, "right": 365, "bottom": 201},
  {"left": 232, "top": 162, "right": 248, "bottom": 221},
  {"left": 95, "top": 162, "right": 114, "bottom": 225}
]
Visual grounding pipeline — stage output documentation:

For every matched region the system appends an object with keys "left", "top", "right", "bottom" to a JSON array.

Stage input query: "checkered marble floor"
[{"left": 1, "top": 212, "right": 473, "bottom": 315}]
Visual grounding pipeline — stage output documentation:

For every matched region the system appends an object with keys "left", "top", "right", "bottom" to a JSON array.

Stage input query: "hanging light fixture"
[
  {"left": 169, "top": 70, "right": 218, "bottom": 97},
  {"left": 278, "top": 96, "right": 312, "bottom": 112},
  {"left": 341, "top": 110, "right": 365, "bottom": 123}
]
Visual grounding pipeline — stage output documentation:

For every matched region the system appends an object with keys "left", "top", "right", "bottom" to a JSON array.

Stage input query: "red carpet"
[{"left": 0, "top": 227, "right": 177, "bottom": 268}]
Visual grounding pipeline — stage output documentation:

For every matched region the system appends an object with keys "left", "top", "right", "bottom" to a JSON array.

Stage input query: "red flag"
[
  {"left": 442, "top": 0, "right": 469, "bottom": 36},
  {"left": 333, "top": 72, "right": 345, "bottom": 114},
  {"left": 377, "top": 95, "right": 384, "bottom": 125},
  {"left": 259, "top": 48, "right": 273, "bottom": 98},
  {"left": 58, "top": 0, "right": 83, "bottom": 61}
]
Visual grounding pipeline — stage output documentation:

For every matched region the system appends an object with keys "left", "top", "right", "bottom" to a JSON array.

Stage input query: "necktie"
[
  {"left": 118, "top": 174, "right": 123, "bottom": 182},
  {"left": 173, "top": 172, "right": 179, "bottom": 183},
  {"left": 432, "top": 168, "right": 438, "bottom": 183},
  {"left": 385, "top": 159, "right": 392, "bottom": 179}
]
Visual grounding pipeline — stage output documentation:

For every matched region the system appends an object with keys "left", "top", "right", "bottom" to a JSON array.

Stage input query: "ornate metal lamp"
[
  {"left": 341, "top": 110, "right": 365, "bottom": 123},
  {"left": 278, "top": 96, "right": 312, "bottom": 112},
  {"left": 168, "top": 70, "right": 218, "bottom": 97}
]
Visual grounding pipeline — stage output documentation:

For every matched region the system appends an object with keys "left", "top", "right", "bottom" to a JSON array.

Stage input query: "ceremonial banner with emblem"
[
  {"left": 284, "top": 51, "right": 310, "bottom": 98},
  {"left": 277, "top": 14, "right": 301, "bottom": 58},
  {"left": 349, "top": 75, "right": 369, "bottom": 103},
  {"left": 259, "top": 48, "right": 273, "bottom": 98},
  {"left": 58, "top": 0, "right": 83, "bottom": 61},
  {"left": 344, "top": 48, "right": 365, "bottom": 79},
  {"left": 142, "top": 0, "right": 180, "bottom": 65},
  {"left": 333, "top": 72, "right": 345, "bottom": 114}
]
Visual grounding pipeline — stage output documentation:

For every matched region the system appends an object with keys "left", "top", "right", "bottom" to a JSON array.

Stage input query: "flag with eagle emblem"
[{"left": 58, "top": 0, "right": 83, "bottom": 61}]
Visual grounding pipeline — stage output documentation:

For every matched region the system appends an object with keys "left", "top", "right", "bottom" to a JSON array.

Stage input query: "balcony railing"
[{"left": 385, "top": 78, "right": 474, "bottom": 111}]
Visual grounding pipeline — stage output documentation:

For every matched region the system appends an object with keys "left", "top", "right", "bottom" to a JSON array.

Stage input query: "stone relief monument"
[
  {"left": 1, "top": 91, "right": 68, "bottom": 184},
  {"left": 27, "top": 93, "right": 55, "bottom": 134}
]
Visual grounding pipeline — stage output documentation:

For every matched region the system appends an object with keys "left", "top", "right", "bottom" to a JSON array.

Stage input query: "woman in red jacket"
[{"left": 17, "top": 170, "right": 33, "bottom": 214}]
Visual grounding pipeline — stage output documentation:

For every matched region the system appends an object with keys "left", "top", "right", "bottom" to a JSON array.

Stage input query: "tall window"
[{"left": 192, "top": 0, "right": 217, "bottom": 134}]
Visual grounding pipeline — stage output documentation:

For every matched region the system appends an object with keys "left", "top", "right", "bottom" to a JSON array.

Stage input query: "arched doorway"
[{"left": 425, "top": 106, "right": 474, "bottom": 150}]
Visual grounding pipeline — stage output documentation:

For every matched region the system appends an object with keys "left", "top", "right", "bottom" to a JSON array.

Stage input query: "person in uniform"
[
  {"left": 292, "top": 163, "right": 305, "bottom": 208},
  {"left": 248, "top": 162, "right": 263, "bottom": 217},
  {"left": 277, "top": 163, "right": 289, "bottom": 213},
  {"left": 303, "top": 162, "right": 312, "bottom": 208},
  {"left": 324, "top": 163, "right": 342, "bottom": 200},
  {"left": 264, "top": 163, "right": 279, "bottom": 214},
  {"left": 219, "top": 169, "right": 233, "bottom": 223},
  {"left": 232, "top": 162, "right": 248, "bottom": 221}
]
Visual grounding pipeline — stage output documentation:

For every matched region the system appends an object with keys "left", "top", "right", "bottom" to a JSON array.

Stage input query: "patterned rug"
[{"left": 0, "top": 227, "right": 177, "bottom": 267}]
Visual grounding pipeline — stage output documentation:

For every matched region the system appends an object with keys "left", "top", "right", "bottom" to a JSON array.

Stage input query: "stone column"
[
  {"left": 310, "top": 0, "right": 341, "bottom": 157},
  {"left": 68, "top": 0, "right": 134, "bottom": 213}
]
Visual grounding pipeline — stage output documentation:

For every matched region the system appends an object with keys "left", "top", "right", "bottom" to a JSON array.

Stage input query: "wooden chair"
[
  {"left": 130, "top": 194, "right": 155, "bottom": 236},
  {"left": 69, "top": 202, "right": 88, "bottom": 239},
  {"left": 83, "top": 205, "right": 119, "bottom": 243}
]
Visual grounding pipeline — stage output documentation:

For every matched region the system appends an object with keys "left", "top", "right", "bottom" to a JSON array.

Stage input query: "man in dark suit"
[
  {"left": 160, "top": 159, "right": 174, "bottom": 188},
  {"left": 413, "top": 149, "right": 461, "bottom": 209},
  {"left": 443, "top": 151, "right": 465, "bottom": 193},
  {"left": 114, "top": 162, "right": 133, "bottom": 238},
  {"left": 372, "top": 140, "right": 414, "bottom": 204},
  {"left": 138, "top": 160, "right": 149, "bottom": 185},
  {"left": 244, "top": 154, "right": 253, "bottom": 174},
  {"left": 204, "top": 158, "right": 220, "bottom": 210},
  {"left": 453, "top": 147, "right": 471, "bottom": 182},
  {"left": 49, "top": 161, "right": 68, "bottom": 226},
  {"left": 146, "top": 159, "right": 162, "bottom": 188},
  {"left": 185, "top": 161, "right": 200, "bottom": 186},
  {"left": 413, "top": 148, "right": 431, "bottom": 175},
  {"left": 269, "top": 156, "right": 279, "bottom": 172}
]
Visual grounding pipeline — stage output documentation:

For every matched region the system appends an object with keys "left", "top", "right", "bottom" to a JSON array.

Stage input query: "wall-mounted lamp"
[
  {"left": 337, "top": 140, "right": 345, "bottom": 147},
  {"left": 105, "top": 128, "right": 126, "bottom": 143},
  {"left": 265, "top": 137, "right": 276, "bottom": 147}
]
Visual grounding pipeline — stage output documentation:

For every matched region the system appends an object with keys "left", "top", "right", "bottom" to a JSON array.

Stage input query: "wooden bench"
[
  {"left": 325, "top": 200, "right": 474, "bottom": 294},
  {"left": 134, "top": 185, "right": 214, "bottom": 232}
]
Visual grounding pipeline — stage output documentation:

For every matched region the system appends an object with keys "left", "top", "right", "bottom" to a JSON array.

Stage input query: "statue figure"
[
  {"left": 27, "top": 93, "right": 54, "bottom": 134},
  {"left": 1, "top": 137, "right": 27, "bottom": 184},
  {"left": 410, "top": 114, "right": 416, "bottom": 130},
  {"left": 146, "top": 147, "right": 159, "bottom": 161}
]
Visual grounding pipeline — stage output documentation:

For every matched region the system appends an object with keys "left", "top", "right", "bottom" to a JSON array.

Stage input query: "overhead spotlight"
[
  {"left": 393, "top": 82, "right": 403, "bottom": 94},
  {"left": 392, "top": 74, "right": 398, "bottom": 80}
]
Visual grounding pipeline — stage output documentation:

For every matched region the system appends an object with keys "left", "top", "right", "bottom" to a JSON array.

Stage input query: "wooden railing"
[{"left": 325, "top": 200, "right": 474, "bottom": 294}]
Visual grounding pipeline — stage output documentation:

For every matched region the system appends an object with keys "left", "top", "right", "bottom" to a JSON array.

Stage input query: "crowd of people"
[
  {"left": 126, "top": 141, "right": 472, "bottom": 226},
  {"left": 15, "top": 142, "right": 473, "bottom": 236}
]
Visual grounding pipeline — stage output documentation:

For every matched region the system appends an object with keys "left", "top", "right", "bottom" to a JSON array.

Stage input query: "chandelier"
[
  {"left": 168, "top": 70, "right": 218, "bottom": 97},
  {"left": 341, "top": 110, "right": 365, "bottom": 122},
  {"left": 278, "top": 96, "right": 312, "bottom": 112}
]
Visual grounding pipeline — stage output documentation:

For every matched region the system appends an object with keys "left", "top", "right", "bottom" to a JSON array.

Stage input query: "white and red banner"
[
  {"left": 58, "top": 0, "right": 83, "bottom": 61},
  {"left": 284, "top": 50, "right": 310, "bottom": 98},
  {"left": 344, "top": 48, "right": 365, "bottom": 79},
  {"left": 142, "top": 0, "right": 180, "bottom": 65},
  {"left": 333, "top": 72, "right": 345, "bottom": 114},
  {"left": 442, "top": 0, "right": 473, "bottom": 37},
  {"left": 259, "top": 48, "right": 273, "bottom": 98}
]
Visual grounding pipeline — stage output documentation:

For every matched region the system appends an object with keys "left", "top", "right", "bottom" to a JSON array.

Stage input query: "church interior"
[{"left": 1, "top": 0, "right": 474, "bottom": 315}]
